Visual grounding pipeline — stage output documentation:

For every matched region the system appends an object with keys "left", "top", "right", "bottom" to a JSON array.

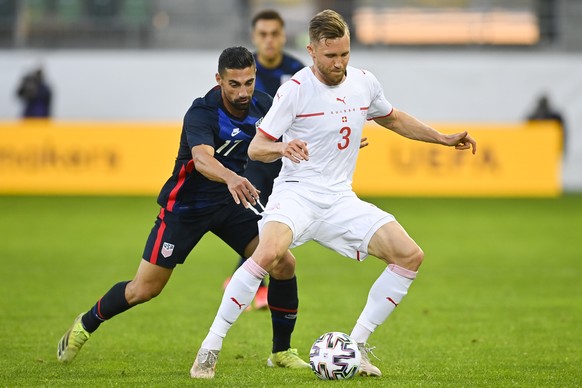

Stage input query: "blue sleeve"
[{"left": 184, "top": 104, "right": 216, "bottom": 150}]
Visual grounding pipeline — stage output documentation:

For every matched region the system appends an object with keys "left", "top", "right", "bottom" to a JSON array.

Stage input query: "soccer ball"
[{"left": 309, "top": 331, "right": 361, "bottom": 380}]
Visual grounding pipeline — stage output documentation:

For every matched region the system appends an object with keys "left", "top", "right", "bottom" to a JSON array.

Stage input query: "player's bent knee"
[
  {"left": 411, "top": 246, "right": 424, "bottom": 268},
  {"left": 269, "top": 266, "right": 294, "bottom": 280},
  {"left": 407, "top": 246, "right": 424, "bottom": 270},
  {"left": 253, "top": 246, "right": 284, "bottom": 272},
  {"left": 269, "top": 252, "right": 296, "bottom": 279},
  {"left": 394, "top": 245, "right": 424, "bottom": 271}
]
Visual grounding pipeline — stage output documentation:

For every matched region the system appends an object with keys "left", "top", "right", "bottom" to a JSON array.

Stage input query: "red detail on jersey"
[
  {"left": 230, "top": 297, "right": 246, "bottom": 310},
  {"left": 360, "top": 107, "right": 369, "bottom": 111},
  {"left": 166, "top": 160, "right": 194, "bottom": 212},
  {"left": 368, "top": 107, "right": 394, "bottom": 121},
  {"left": 150, "top": 208, "right": 166, "bottom": 265},
  {"left": 291, "top": 78, "right": 300, "bottom": 85},
  {"left": 336, "top": 97, "right": 346, "bottom": 104},
  {"left": 342, "top": 116, "right": 347, "bottom": 123},
  {"left": 387, "top": 297, "right": 399, "bottom": 307},
  {"left": 258, "top": 127, "right": 278, "bottom": 141},
  {"left": 296, "top": 112, "right": 325, "bottom": 118}
]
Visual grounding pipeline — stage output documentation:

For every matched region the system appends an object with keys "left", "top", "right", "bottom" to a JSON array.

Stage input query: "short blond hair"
[{"left": 309, "top": 9, "right": 350, "bottom": 44}]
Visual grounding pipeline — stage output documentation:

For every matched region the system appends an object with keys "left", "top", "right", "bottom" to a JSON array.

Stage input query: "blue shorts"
[
  {"left": 142, "top": 203, "right": 261, "bottom": 269},
  {"left": 244, "top": 158, "right": 282, "bottom": 204}
]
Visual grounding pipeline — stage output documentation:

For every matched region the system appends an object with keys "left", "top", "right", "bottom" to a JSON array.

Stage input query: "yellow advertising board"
[
  {"left": 354, "top": 122, "right": 562, "bottom": 197},
  {"left": 0, "top": 120, "right": 179, "bottom": 195},
  {"left": 0, "top": 120, "right": 561, "bottom": 196}
]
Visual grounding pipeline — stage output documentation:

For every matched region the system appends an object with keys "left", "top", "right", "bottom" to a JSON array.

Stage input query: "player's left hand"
[
  {"left": 283, "top": 139, "right": 309, "bottom": 163},
  {"left": 444, "top": 131, "right": 477, "bottom": 154}
]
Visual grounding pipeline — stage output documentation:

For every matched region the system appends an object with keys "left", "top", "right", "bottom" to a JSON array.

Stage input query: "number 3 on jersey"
[{"left": 337, "top": 126, "right": 351, "bottom": 150}]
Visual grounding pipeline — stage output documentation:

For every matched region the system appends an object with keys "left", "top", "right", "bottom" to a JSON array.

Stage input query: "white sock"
[
  {"left": 201, "top": 258, "right": 267, "bottom": 350},
  {"left": 350, "top": 264, "right": 417, "bottom": 344}
]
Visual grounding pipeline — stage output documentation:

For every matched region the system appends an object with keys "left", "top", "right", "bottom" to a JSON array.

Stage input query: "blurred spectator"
[
  {"left": 16, "top": 67, "right": 52, "bottom": 118},
  {"left": 527, "top": 94, "right": 566, "bottom": 155}
]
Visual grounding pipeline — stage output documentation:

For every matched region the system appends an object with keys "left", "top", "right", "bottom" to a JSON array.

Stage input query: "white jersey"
[{"left": 258, "top": 65, "right": 393, "bottom": 193}]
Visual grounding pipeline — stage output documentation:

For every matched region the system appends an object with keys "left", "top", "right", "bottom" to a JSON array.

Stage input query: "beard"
[
  {"left": 231, "top": 97, "right": 250, "bottom": 111},
  {"left": 316, "top": 64, "right": 345, "bottom": 86}
]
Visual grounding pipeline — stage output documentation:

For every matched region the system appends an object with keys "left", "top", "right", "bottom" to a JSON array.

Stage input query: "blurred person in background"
[
  {"left": 16, "top": 67, "right": 52, "bottom": 118},
  {"left": 224, "top": 9, "right": 304, "bottom": 311},
  {"left": 527, "top": 94, "right": 566, "bottom": 156},
  {"left": 57, "top": 46, "right": 308, "bottom": 372}
]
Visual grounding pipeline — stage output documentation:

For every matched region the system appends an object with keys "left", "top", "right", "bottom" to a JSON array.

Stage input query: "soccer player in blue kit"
[
  {"left": 57, "top": 46, "right": 308, "bottom": 370},
  {"left": 252, "top": 10, "right": 304, "bottom": 97},
  {"left": 225, "top": 10, "right": 305, "bottom": 310}
]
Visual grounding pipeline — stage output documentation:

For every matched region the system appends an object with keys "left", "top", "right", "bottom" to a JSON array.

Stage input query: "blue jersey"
[
  {"left": 157, "top": 86, "right": 273, "bottom": 213},
  {"left": 254, "top": 52, "right": 304, "bottom": 97}
]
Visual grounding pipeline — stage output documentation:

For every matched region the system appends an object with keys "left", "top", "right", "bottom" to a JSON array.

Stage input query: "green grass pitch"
[{"left": 0, "top": 195, "right": 580, "bottom": 387}]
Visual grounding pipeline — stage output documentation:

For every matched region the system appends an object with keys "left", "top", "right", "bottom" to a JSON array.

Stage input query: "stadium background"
[
  {"left": 0, "top": 0, "right": 581, "bottom": 195},
  {"left": 0, "top": 1, "right": 580, "bottom": 386}
]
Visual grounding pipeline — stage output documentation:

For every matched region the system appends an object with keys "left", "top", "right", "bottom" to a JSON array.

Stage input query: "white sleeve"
[
  {"left": 257, "top": 80, "right": 298, "bottom": 140},
  {"left": 365, "top": 71, "right": 393, "bottom": 120}
]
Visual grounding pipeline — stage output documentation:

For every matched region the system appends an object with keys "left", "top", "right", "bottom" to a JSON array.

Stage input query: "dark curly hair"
[{"left": 218, "top": 46, "right": 255, "bottom": 76}]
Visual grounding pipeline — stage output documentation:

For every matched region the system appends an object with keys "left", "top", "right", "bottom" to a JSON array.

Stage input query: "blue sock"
[
  {"left": 81, "top": 281, "right": 131, "bottom": 333},
  {"left": 268, "top": 276, "right": 298, "bottom": 353}
]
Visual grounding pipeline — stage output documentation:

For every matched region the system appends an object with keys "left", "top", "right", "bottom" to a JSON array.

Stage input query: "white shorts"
[{"left": 258, "top": 184, "right": 396, "bottom": 261}]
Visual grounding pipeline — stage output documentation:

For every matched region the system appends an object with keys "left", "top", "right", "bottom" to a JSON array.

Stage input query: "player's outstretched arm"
[
  {"left": 191, "top": 144, "right": 260, "bottom": 206},
  {"left": 375, "top": 108, "right": 477, "bottom": 154}
]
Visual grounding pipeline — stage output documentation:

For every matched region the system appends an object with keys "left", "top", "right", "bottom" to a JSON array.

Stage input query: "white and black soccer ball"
[{"left": 309, "top": 331, "right": 361, "bottom": 380}]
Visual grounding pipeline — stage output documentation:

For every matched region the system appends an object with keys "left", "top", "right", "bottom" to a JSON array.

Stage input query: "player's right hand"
[
  {"left": 282, "top": 139, "right": 309, "bottom": 163},
  {"left": 227, "top": 175, "right": 260, "bottom": 207}
]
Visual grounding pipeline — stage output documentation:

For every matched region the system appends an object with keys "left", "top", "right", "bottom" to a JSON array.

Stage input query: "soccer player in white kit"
[{"left": 191, "top": 9, "right": 477, "bottom": 379}]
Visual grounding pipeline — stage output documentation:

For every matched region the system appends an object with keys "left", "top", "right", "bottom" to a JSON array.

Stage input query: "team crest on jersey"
[
  {"left": 161, "top": 242, "right": 175, "bottom": 258},
  {"left": 255, "top": 117, "right": 264, "bottom": 129}
]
